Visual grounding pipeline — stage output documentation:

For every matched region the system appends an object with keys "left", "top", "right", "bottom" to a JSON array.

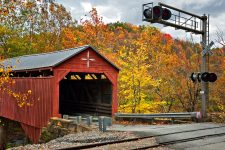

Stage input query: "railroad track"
[
  {"left": 132, "top": 132, "right": 225, "bottom": 150},
  {"left": 58, "top": 126, "right": 225, "bottom": 150},
  {"left": 58, "top": 136, "right": 153, "bottom": 150}
]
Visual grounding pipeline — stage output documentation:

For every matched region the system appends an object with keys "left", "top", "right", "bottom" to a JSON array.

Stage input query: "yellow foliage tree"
[{"left": 118, "top": 38, "right": 161, "bottom": 113}]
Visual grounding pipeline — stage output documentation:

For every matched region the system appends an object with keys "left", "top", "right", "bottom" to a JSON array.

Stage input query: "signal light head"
[
  {"left": 162, "top": 8, "right": 172, "bottom": 20},
  {"left": 143, "top": 9, "right": 152, "bottom": 19},
  {"left": 190, "top": 72, "right": 201, "bottom": 82},
  {"left": 190, "top": 73, "right": 197, "bottom": 82},
  {"left": 143, "top": 5, "right": 172, "bottom": 21},
  {"left": 201, "top": 72, "right": 209, "bottom": 82},
  {"left": 152, "top": 6, "right": 162, "bottom": 19},
  {"left": 191, "top": 72, "right": 217, "bottom": 83},
  {"left": 208, "top": 73, "right": 217, "bottom": 82},
  {"left": 201, "top": 72, "right": 217, "bottom": 82}
]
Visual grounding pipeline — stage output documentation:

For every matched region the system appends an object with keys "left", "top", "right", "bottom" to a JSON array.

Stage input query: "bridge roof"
[{"left": 3, "top": 45, "right": 119, "bottom": 71}]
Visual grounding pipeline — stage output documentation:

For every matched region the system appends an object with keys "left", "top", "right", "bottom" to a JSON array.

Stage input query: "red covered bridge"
[{"left": 0, "top": 45, "right": 119, "bottom": 143}]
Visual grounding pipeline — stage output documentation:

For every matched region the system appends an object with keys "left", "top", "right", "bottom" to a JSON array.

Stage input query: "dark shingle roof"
[{"left": 3, "top": 45, "right": 119, "bottom": 71}]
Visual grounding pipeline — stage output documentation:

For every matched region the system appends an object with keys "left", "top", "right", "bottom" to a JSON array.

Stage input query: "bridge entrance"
[{"left": 59, "top": 72, "right": 112, "bottom": 116}]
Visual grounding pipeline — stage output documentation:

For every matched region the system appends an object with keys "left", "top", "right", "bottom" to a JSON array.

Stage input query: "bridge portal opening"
[{"left": 59, "top": 72, "right": 112, "bottom": 116}]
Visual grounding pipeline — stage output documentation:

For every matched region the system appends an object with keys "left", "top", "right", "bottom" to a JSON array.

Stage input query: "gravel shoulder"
[
  {"left": 9, "top": 131, "right": 139, "bottom": 150},
  {"left": 8, "top": 130, "right": 173, "bottom": 150}
]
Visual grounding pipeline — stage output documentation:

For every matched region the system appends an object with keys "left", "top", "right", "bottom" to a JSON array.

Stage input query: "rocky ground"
[{"left": 9, "top": 131, "right": 140, "bottom": 150}]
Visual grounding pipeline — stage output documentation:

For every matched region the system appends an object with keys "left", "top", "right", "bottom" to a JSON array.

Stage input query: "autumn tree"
[
  {"left": 171, "top": 39, "right": 202, "bottom": 112},
  {"left": 0, "top": 0, "right": 75, "bottom": 57},
  {"left": 211, "top": 27, "right": 225, "bottom": 113},
  {"left": 118, "top": 40, "right": 160, "bottom": 113},
  {"left": 209, "top": 47, "right": 225, "bottom": 112},
  {"left": 0, "top": 0, "right": 75, "bottom": 108}
]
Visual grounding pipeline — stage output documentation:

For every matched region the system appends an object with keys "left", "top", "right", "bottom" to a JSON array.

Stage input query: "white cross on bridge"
[{"left": 81, "top": 51, "right": 95, "bottom": 68}]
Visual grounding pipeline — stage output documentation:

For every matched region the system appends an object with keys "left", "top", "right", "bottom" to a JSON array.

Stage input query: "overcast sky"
[{"left": 56, "top": 0, "right": 225, "bottom": 47}]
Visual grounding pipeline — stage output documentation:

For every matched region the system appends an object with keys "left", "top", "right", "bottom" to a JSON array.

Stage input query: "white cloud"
[
  {"left": 101, "top": 15, "right": 121, "bottom": 23},
  {"left": 81, "top": 2, "right": 92, "bottom": 12},
  {"left": 95, "top": 5, "right": 121, "bottom": 23},
  {"left": 70, "top": 6, "right": 75, "bottom": 11}
]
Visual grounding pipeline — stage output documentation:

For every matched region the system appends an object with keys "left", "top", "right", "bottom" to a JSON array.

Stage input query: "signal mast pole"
[
  {"left": 201, "top": 15, "right": 208, "bottom": 118},
  {"left": 142, "top": 2, "right": 211, "bottom": 118}
]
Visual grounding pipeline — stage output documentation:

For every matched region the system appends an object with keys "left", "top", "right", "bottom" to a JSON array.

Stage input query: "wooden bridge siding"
[
  {"left": 53, "top": 48, "right": 119, "bottom": 117},
  {"left": 0, "top": 48, "right": 119, "bottom": 143},
  {"left": 0, "top": 77, "right": 54, "bottom": 143}
]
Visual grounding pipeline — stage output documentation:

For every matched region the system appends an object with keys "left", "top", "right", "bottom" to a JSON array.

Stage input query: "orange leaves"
[
  {"left": 49, "top": 3, "right": 55, "bottom": 12},
  {"left": 0, "top": 56, "right": 33, "bottom": 108},
  {"left": 0, "top": 77, "right": 33, "bottom": 108},
  {"left": 25, "top": 1, "right": 35, "bottom": 9},
  {"left": 82, "top": 8, "right": 103, "bottom": 26}
]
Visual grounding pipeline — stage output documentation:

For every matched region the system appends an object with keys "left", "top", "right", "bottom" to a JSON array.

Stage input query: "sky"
[{"left": 55, "top": 0, "right": 225, "bottom": 47}]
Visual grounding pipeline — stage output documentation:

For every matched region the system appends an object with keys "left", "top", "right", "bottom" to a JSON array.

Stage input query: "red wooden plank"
[
  {"left": 21, "top": 123, "right": 41, "bottom": 144},
  {"left": 0, "top": 77, "right": 54, "bottom": 143}
]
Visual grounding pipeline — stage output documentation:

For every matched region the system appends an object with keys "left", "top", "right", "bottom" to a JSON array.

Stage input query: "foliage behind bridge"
[{"left": 0, "top": 1, "right": 224, "bottom": 114}]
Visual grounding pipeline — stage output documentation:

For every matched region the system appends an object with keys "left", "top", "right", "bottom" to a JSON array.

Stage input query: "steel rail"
[
  {"left": 57, "top": 136, "right": 153, "bottom": 150},
  {"left": 133, "top": 132, "right": 225, "bottom": 150},
  {"left": 135, "top": 125, "right": 225, "bottom": 137}
]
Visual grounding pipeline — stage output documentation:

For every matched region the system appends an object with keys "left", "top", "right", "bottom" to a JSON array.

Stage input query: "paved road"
[{"left": 109, "top": 123, "right": 225, "bottom": 150}]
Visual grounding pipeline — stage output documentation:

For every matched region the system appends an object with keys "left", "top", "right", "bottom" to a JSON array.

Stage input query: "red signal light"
[
  {"left": 162, "top": 8, "right": 172, "bottom": 20},
  {"left": 152, "top": 6, "right": 162, "bottom": 19}
]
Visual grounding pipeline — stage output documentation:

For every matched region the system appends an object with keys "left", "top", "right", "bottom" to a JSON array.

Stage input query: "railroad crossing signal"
[
  {"left": 190, "top": 72, "right": 217, "bottom": 83},
  {"left": 142, "top": 2, "right": 213, "bottom": 118},
  {"left": 201, "top": 41, "right": 214, "bottom": 56},
  {"left": 143, "top": 5, "right": 172, "bottom": 21}
]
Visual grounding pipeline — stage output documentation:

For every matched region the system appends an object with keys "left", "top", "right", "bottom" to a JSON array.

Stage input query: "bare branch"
[{"left": 215, "top": 26, "right": 225, "bottom": 46}]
